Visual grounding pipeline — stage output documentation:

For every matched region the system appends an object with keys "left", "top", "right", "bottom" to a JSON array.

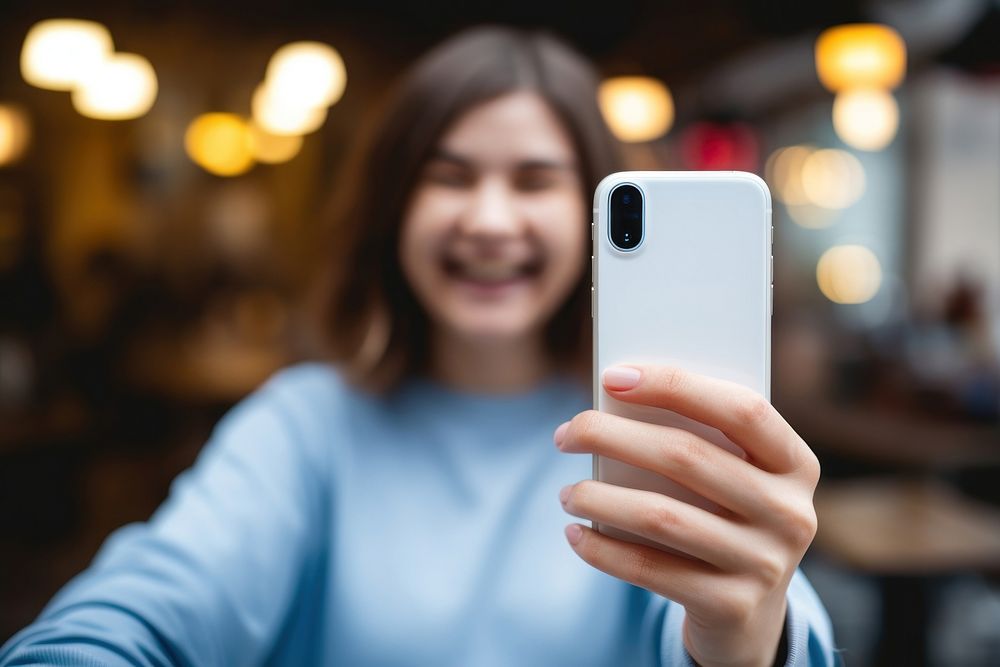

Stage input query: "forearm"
[
  {"left": 2, "top": 599, "right": 189, "bottom": 667},
  {"left": 1, "top": 521, "right": 239, "bottom": 667}
]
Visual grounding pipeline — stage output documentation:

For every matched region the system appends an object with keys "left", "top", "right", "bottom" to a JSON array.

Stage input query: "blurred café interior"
[{"left": 1, "top": 0, "right": 998, "bottom": 664}]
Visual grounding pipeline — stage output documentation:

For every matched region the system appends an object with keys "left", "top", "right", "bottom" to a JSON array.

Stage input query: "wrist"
[{"left": 683, "top": 596, "right": 788, "bottom": 667}]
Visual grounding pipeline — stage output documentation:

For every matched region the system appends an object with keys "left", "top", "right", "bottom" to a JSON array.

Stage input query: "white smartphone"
[{"left": 591, "top": 171, "right": 772, "bottom": 549}]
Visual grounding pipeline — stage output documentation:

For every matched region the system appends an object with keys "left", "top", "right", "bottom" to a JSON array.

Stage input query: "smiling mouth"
[{"left": 442, "top": 256, "right": 543, "bottom": 285}]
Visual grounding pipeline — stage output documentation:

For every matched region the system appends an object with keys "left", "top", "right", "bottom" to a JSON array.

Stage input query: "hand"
[{"left": 554, "top": 365, "right": 820, "bottom": 667}]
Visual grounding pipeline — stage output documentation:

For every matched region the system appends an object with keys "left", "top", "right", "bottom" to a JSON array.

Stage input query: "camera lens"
[{"left": 609, "top": 184, "right": 643, "bottom": 250}]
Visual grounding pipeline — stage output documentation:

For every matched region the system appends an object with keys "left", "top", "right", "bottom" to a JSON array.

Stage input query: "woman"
[{"left": 1, "top": 27, "right": 836, "bottom": 666}]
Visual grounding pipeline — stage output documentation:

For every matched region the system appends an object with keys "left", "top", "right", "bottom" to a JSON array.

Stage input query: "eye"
[
  {"left": 423, "top": 160, "right": 474, "bottom": 188},
  {"left": 514, "top": 168, "right": 559, "bottom": 192}
]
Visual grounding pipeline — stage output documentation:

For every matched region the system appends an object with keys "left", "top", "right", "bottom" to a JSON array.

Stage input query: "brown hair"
[{"left": 323, "top": 25, "right": 623, "bottom": 391}]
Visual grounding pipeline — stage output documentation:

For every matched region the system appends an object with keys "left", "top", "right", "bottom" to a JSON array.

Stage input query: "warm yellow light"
[
  {"left": 251, "top": 83, "right": 327, "bottom": 136},
  {"left": 832, "top": 88, "right": 898, "bottom": 151},
  {"left": 817, "top": 245, "right": 882, "bottom": 304},
  {"left": 185, "top": 113, "right": 255, "bottom": 177},
  {"left": 71, "top": 52, "right": 157, "bottom": 120},
  {"left": 265, "top": 41, "right": 347, "bottom": 110},
  {"left": 767, "top": 145, "right": 864, "bottom": 228},
  {"left": 0, "top": 104, "right": 31, "bottom": 166},
  {"left": 598, "top": 76, "right": 674, "bottom": 143},
  {"left": 765, "top": 145, "right": 814, "bottom": 206},
  {"left": 786, "top": 204, "right": 840, "bottom": 230},
  {"left": 816, "top": 23, "right": 906, "bottom": 92},
  {"left": 249, "top": 123, "right": 302, "bottom": 163},
  {"left": 20, "top": 19, "right": 113, "bottom": 91},
  {"left": 801, "top": 149, "right": 865, "bottom": 209}
]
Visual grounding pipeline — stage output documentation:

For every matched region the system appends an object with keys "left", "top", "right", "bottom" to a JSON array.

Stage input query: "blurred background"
[{"left": 1, "top": 0, "right": 998, "bottom": 664}]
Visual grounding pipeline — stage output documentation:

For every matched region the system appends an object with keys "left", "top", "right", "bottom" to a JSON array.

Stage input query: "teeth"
[{"left": 454, "top": 258, "right": 529, "bottom": 282}]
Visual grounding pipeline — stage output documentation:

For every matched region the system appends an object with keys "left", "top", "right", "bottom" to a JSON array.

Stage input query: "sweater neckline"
[{"left": 399, "top": 374, "right": 587, "bottom": 415}]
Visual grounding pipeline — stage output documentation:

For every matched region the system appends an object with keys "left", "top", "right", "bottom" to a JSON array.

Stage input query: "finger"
[
  {"left": 565, "top": 522, "right": 719, "bottom": 614},
  {"left": 559, "top": 410, "right": 772, "bottom": 518},
  {"left": 601, "top": 365, "right": 808, "bottom": 473},
  {"left": 561, "top": 480, "right": 760, "bottom": 572}
]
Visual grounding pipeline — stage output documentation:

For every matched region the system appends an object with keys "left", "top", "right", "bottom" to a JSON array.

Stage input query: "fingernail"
[
  {"left": 559, "top": 484, "right": 572, "bottom": 504},
  {"left": 603, "top": 366, "right": 641, "bottom": 391},
  {"left": 565, "top": 524, "right": 583, "bottom": 545},
  {"left": 553, "top": 421, "right": 569, "bottom": 448}
]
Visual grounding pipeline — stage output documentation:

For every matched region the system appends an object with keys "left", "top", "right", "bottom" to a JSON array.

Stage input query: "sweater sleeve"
[
  {"left": 656, "top": 569, "right": 842, "bottom": 666},
  {"left": 0, "top": 368, "right": 331, "bottom": 667}
]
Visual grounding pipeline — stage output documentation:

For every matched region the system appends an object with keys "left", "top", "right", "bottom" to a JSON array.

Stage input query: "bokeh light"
[
  {"left": 185, "top": 113, "right": 255, "bottom": 177},
  {"left": 251, "top": 83, "right": 328, "bottom": 136},
  {"left": 766, "top": 145, "right": 866, "bottom": 228},
  {"left": 249, "top": 124, "right": 303, "bottom": 164},
  {"left": 815, "top": 23, "right": 906, "bottom": 92},
  {"left": 20, "top": 19, "right": 113, "bottom": 91},
  {"left": 801, "top": 149, "right": 866, "bottom": 209},
  {"left": 71, "top": 52, "right": 158, "bottom": 120},
  {"left": 679, "top": 122, "right": 759, "bottom": 171},
  {"left": 816, "top": 244, "right": 883, "bottom": 304},
  {"left": 832, "top": 88, "right": 899, "bottom": 151},
  {"left": 765, "top": 145, "right": 815, "bottom": 206},
  {"left": 597, "top": 76, "right": 674, "bottom": 143},
  {"left": 786, "top": 203, "right": 840, "bottom": 229},
  {"left": 265, "top": 41, "right": 347, "bottom": 110},
  {"left": 0, "top": 105, "right": 31, "bottom": 166}
]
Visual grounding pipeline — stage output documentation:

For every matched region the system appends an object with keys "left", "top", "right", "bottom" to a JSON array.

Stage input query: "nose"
[{"left": 458, "top": 176, "right": 524, "bottom": 238}]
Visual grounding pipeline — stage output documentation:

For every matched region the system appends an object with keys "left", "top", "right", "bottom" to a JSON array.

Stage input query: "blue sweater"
[{"left": 1, "top": 364, "right": 837, "bottom": 666}]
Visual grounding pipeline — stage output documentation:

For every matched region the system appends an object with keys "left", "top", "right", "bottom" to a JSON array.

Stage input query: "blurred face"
[{"left": 400, "top": 92, "right": 587, "bottom": 346}]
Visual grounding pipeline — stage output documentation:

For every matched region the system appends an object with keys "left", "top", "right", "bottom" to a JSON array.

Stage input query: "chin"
[{"left": 442, "top": 310, "right": 545, "bottom": 344}]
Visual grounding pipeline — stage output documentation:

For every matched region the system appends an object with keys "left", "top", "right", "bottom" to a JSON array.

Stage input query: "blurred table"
[
  {"left": 778, "top": 394, "right": 1000, "bottom": 470},
  {"left": 815, "top": 478, "right": 1000, "bottom": 572},
  {"left": 815, "top": 477, "right": 1000, "bottom": 665}
]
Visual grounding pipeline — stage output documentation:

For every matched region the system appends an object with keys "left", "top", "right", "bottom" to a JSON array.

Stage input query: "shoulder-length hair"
[{"left": 322, "top": 25, "right": 623, "bottom": 392}]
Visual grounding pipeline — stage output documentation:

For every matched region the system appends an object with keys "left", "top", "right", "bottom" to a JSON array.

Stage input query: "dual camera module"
[{"left": 609, "top": 184, "right": 643, "bottom": 250}]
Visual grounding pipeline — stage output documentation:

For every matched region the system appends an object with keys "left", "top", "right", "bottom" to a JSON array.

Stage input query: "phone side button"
[
  {"left": 769, "top": 284, "right": 773, "bottom": 316},
  {"left": 591, "top": 286, "right": 595, "bottom": 318}
]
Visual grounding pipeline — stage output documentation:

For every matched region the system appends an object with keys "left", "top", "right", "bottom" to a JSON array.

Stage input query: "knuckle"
[
  {"left": 624, "top": 548, "right": 659, "bottom": 586},
  {"left": 713, "top": 588, "right": 755, "bottom": 627},
  {"left": 781, "top": 504, "right": 818, "bottom": 550},
  {"left": 663, "top": 433, "right": 709, "bottom": 476},
  {"left": 733, "top": 392, "right": 773, "bottom": 428},
  {"left": 568, "top": 410, "right": 602, "bottom": 449},
  {"left": 569, "top": 479, "right": 596, "bottom": 508},
  {"left": 752, "top": 552, "right": 788, "bottom": 589},
  {"left": 799, "top": 447, "right": 822, "bottom": 485},
  {"left": 796, "top": 508, "right": 820, "bottom": 548},
  {"left": 657, "top": 366, "right": 688, "bottom": 396},
  {"left": 638, "top": 500, "right": 681, "bottom": 538}
]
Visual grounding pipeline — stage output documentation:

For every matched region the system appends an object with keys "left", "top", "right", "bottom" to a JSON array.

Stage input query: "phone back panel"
[{"left": 592, "top": 171, "right": 771, "bottom": 546}]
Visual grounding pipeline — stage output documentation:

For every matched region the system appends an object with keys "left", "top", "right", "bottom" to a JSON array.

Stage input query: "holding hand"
[{"left": 555, "top": 365, "right": 821, "bottom": 667}]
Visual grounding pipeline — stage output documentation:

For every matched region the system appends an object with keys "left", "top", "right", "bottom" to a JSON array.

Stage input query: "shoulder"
[
  {"left": 258, "top": 361, "right": 355, "bottom": 412},
  {"left": 210, "top": 362, "right": 366, "bottom": 466},
  {"left": 255, "top": 360, "right": 371, "bottom": 427}
]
